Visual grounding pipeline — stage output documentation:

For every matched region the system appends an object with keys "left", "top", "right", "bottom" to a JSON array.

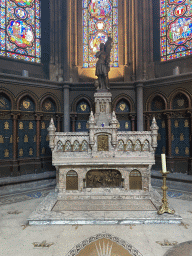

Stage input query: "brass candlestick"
[{"left": 157, "top": 171, "right": 175, "bottom": 215}]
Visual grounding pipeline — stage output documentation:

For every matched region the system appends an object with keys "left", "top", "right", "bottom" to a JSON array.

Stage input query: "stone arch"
[
  {"left": 0, "top": 88, "right": 15, "bottom": 109},
  {"left": 146, "top": 92, "right": 168, "bottom": 112},
  {"left": 71, "top": 95, "right": 93, "bottom": 112},
  {"left": 65, "top": 233, "right": 143, "bottom": 256},
  {"left": 16, "top": 91, "right": 38, "bottom": 111},
  {"left": 129, "top": 170, "right": 142, "bottom": 190},
  {"left": 66, "top": 170, "right": 78, "bottom": 190},
  {"left": 112, "top": 94, "right": 134, "bottom": 112},
  {"left": 64, "top": 140, "right": 72, "bottom": 152},
  {"left": 40, "top": 93, "right": 61, "bottom": 112},
  {"left": 168, "top": 88, "right": 191, "bottom": 109}
]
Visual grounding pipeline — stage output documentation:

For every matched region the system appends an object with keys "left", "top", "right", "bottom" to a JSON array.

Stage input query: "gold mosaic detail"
[
  {"left": 41, "top": 122, "right": 45, "bottom": 129},
  {"left": 156, "top": 240, "right": 178, "bottom": 246},
  {"left": 77, "top": 122, "right": 81, "bottom": 129},
  {"left": 120, "top": 103, "right": 126, "bottom": 111},
  {"left": 117, "top": 122, "right": 120, "bottom": 129},
  {"left": 4, "top": 149, "right": 9, "bottom": 157},
  {"left": 171, "top": 134, "right": 174, "bottom": 141},
  {"left": 46, "top": 135, "right": 49, "bottom": 141},
  {"left": 22, "top": 100, "right": 30, "bottom": 109},
  {"left": 42, "top": 147, "right": 45, "bottom": 154},
  {"left": 98, "top": 135, "right": 108, "bottom": 151},
  {"left": 162, "top": 120, "right": 165, "bottom": 128},
  {"left": 174, "top": 120, "right": 179, "bottom": 128},
  {"left": 24, "top": 135, "right": 29, "bottom": 143},
  {"left": 0, "top": 98, "right": 7, "bottom": 109},
  {"left": 157, "top": 133, "right": 161, "bottom": 140},
  {"left": 185, "top": 147, "right": 189, "bottom": 155},
  {"left": 34, "top": 135, "right": 36, "bottom": 142},
  {"left": 86, "top": 122, "right": 89, "bottom": 129},
  {"left": 32, "top": 240, "right": 54, "bottom": 248},
  {"left": 19, "top": 148, "right": 23, "bottom": 157},
  {"left": 184, "top": 119, "right": 189, "bottom": 127},
  {"left": 177, "top": 99, "right": 184, "bottom": 107},
  {"left": 10, "top": 135, "right": 12, "bottom": 143},
  {"left": 44, "top": 101, "right": 52, "bottom": 111},
  {"left": 17, "top": 136, "right": 19, "bottom": 143},
  {"left": 80, "top": 104, "right": 87, "bottom": 111},
  {"left": 0, "top": 135, "right": 4, "bottom": 143},
  {"left": 175, "top": 147, "right": 179, "bottom": 154},
  {"left": 29, "top": 122, "right": 33, "bottom": 129},
  {"left": 19, "top": 122, "right": 24, "bottom": 130},
  {"left": 29, "top": 148, "right": 33, "bottom": 156},
  {"left": 180, "top": 133, "right": 184, "bottom": 141},
  {"left": 4, "top": 121, "right": 9, "bottom": 130},
  {"left": 125, "top": 122, "right": 129, "bottom": 129}
]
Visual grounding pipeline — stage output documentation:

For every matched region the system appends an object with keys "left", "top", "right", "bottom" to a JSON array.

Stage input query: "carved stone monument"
[{"left": 28, "top": 90, "right": 181, "bottom": 224}]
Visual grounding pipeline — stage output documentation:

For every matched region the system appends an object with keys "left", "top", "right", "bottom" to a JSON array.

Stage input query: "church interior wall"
[{"left": 1, "top": 0, "right": 192, "bottom": 191}]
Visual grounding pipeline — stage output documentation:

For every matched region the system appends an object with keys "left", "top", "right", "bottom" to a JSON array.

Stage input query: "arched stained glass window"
[
  {"left": 160, "top": 0, "right": 192, "bottom": 61},
  {"left": 0, "top": 0, "right": 41, "bottom": 62},
  {"left": 83, "top": 0, "right": 118, "bottom": 68}
]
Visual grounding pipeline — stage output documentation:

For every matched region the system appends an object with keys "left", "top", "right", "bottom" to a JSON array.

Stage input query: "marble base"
[{"left": 28, "top": 189, "right": 182, "bottom": 225}]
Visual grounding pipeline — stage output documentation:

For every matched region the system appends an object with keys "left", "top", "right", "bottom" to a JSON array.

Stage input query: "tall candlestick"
[{"left": 161, "top": 154, "right": 167, "bottom": 173}]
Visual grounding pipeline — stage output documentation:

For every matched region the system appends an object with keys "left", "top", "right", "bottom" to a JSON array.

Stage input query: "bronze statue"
[{"left": 95, "top": 37, "right": 113, "bottom": 90}]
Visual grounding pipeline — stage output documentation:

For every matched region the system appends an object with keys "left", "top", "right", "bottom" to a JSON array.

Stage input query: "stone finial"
[
  {"left": 47, "top": 118, "right": 56, "bottom": 133},
  {"left": 110, "top": 111, "right": 118, "bottom": 124},
  {"left": 150, "top": 116, "right": 158, "bottom": 131},
  {"left": 89, "top": 111, "right": 95, "bottom": 123}
]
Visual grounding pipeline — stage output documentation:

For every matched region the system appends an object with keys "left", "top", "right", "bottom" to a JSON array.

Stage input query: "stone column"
[
  {"left": 136, "top": 83, "right": 144, "bottom": 131},
  {"left": 63, "top": 85, "right": 70, "bottom": 132},
  {"left": 56, "top": 115, "right": 61, "bottom": 132},
  {"left": 166, "top": 112, "right": 174, "bottom": 172},
  {"left": 11, "top": 113, "right": 19, "bottom": 176},
  {"left": 188, "top": 111, "right": 192, "bottom": 175},
  {"left": 130, "top": 114, "right": 135, "bottom": 131},
  {"left": 35, "top": 114, "right": 41, "bottom": 158}
]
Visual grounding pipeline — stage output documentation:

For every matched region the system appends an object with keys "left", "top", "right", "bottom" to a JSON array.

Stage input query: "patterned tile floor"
[{"left": 1, "top": 185, "right": 192, "bottom": 256}]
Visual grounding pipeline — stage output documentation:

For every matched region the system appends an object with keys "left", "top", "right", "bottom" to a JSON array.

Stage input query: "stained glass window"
[
  {"left": 82, "top": 0, "right": 118, "bottom": 68},
  {"left": 0, "top": 0, "right": 41, "bottom": 63},
  {"left": 160, "top": 0, "right": 192, "bottom": 61}
]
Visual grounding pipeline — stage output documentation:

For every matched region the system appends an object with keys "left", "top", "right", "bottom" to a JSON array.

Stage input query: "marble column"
[
  {"left": 63, "top": 85, "right": 70, "bottom": 132},
  {"left": 136, "top": 83, "right": 144, "bottom": 131}
]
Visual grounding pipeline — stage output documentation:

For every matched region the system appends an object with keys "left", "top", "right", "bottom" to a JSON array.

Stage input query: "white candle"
[{"left": 161, "top": 154, "right": 167, "bottom": 173}]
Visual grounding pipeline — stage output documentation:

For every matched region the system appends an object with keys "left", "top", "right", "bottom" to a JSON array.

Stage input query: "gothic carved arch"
[
  {"left": 71, "top": 95, "right": 93, "bottom": 112},
  {"left": 168, "top": 88, "right": 191, "bottom": 109},
  {"left": 0, "top": 88, "right": 15, "bottom": 109},
  {"left": 145, "top": 92, "right": 168, "bottom": 112},
  {"left": 16, "top": 90, "right": 38, "bottom": 111},
  {"left": 112, "top": 94, "right": 135, "bottom": 112},
  {"left": 40, "top": 93, "right": 61, "bottom": 112},
  {"left": 65, "top": 233, "right": 142, "bottom": 256}
]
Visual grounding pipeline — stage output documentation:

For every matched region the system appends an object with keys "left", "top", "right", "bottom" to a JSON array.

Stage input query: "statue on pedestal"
[{"left": 95, "top": 36, "right": 113, "bottom": 90}]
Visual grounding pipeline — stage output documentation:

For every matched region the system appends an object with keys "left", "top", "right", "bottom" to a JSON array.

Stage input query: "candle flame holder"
[{"left": 157, "top": 171, "right": 175, "bottom": 215}]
